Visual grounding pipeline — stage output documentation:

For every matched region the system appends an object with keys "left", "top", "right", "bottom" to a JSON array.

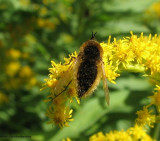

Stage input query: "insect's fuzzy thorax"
[{"left": 79, "top": 40, "right": 103, "bottom": 60}]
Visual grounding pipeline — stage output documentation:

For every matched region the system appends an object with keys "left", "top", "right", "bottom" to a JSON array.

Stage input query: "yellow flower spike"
[
  {"left": 89, "top": 125, "right": 154, "bottom": 141},
  {"left": 105, "top": 131, "right": 115, "bottom": 141},
  {"left": 29, "top": 77, "right": 37, "bottom": 86},
  {"left": 114, "top": 130, "right": 131, "bottom": 141},
  {"left": 89, "top": 132, "right": 106, "bottom": 141},
  {"left": 6, "top": 61, "right": 21, "bottom": 77},
  {"left": 128, "top": 124, "right": 153, "bottom": 141},
  {"left": 7, "top": 49, "right": 21, "bottom": 59},
  {"left": 46, "top": 104, "right": 73, "bottom": 128},
  {"left": 104, "top": 62, "right": 120, "bottom": 84},
  {"left": 150, "top": 85, "right": 160, "bottom": 113},
  {"left": 136, "top": 106, "right": 156, "bottom": 128}
]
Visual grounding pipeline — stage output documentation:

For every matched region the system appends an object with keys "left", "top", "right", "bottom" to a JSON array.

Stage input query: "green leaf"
[{"left": 103, "top": 0, "right": 157, "bottom": 12}]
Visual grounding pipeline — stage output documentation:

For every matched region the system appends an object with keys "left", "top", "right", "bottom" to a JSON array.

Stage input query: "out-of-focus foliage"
[{"left": 0, "top": 0, "right": 160, "bottom": 141}]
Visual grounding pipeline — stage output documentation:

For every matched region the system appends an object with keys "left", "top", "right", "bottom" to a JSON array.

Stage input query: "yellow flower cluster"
[
  {"left": 89, "top": 125, "right": 154, "bottom": 141},
  {"left": 1, "top": 25, "right": 38, "bottom": 90},
  {"left": 150, "top": 85, "right": 160, "bottom": 112},
  {"left": 63, "top": 125, "right": 154, "bottom": 141},
  {"left": 4, "top": 48, "right": 37, "bottom": 89},
  {"left": 135, "top": 84, "right": 160, "bottom": 128},
  {"left": 43, "top": 32, "right": 160, "bottom": 131},
  {"left": 136, "top": 106, "right": 156, "bottom": 128},
  {"left": 37, "top": 18, "right": 56, "bottom": 30},
  {"left": 43, "top": 52, "right": 78, "bottom": 128},
  {"left": 101, "top": 32, "right": 160, "bottom": 81}
]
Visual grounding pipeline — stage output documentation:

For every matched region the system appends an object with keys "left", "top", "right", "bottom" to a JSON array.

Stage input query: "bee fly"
[{"left": 53, "top": 32, "right": 110, "bottom": 105}]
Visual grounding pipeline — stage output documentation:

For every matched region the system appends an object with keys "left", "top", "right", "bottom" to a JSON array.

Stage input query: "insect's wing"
[
  {"left": 101, "top": 61, "right": 110, "bottom": 105},
  {"left": 53, "top": 57, "right": 79, "bottom": 96}
]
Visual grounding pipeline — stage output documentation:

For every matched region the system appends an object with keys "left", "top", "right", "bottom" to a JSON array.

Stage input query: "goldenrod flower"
[
  {"left": 89, "top": 132, "right": 107, "bottom": 141},
  {"left": 89, "top": 125, "right": 153, "bottom": 141},
  {"left": 6, "top": 61, "right": 21, "bottom": 77},
  {"left": 7, "top": 49, "right": 21, "bottom": 59},
  {"left": 136, "top": 106, "right": 156, "bottom": 128},
  {"left": 29, "top": 77, "right": 37, "bottom": 86},
  {"left": 46, "top": 105, "right": 73, "bottom": 128},
  {"left": 150, "top": 85, "right": 160, "bottom": 113},
  {"left": 43, "top": 32, "right": 160, "bottom": 129},
  {"left": 25, "top": 34, "right": 36, "bottom": 44},
  {"left": 37, "top": 18, "right": 55, "bottom": 30},
  {"left": 105, "top": 130, "right": 132, "bottom": 141},
  {"left": 128, "top": 124, "right": 147, "bottom": 140},
  {"left": 45, "top": 78, "right": 58, "bottom": 89},
  {"left": 39, "top": 7, "right": 48, "bottom": 16},
  {"left": 19, "top": 66, "right": 33, "bottom": 78}
]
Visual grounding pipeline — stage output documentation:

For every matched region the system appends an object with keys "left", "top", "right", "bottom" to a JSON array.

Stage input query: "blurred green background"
[{"left": 0, "top": 0, "right": 160, "bottom": 141}]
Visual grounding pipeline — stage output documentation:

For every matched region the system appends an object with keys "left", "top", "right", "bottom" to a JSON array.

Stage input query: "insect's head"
[{"left": 90, "top": 32, "right": 97, "bottom": 40}]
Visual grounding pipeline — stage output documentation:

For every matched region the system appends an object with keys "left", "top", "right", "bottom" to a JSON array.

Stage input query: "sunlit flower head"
[
  {"left": 7, "top": 49, "right": 21, "bottom": 59},
  {"left": 6, "top": 61, "right": 21, "bottom": 77},
  {"left": 89, "top": 125, "right": 153, "bottom": 141},
  {"left": 136, "top": 106, "right": 156, "bottom": 128},
  {"left": 150, "top": 85, "right": 160, "bottom": 113},
  {"left": 128, "top": 124, "right": 153, "bottom": 141},
  {"left": 89, "top": 132, "right": 106, "bottom": 141},
  {"left": 46, "top": 105, "right": 73, "bottom": 128},
  {"left": 106, "top": 130, "right": 131, "bottom": 141}
]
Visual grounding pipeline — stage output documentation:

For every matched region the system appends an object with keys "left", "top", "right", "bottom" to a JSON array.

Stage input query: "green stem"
[{"left": 152, "top": 123, "right": 160, "bottom": 140}]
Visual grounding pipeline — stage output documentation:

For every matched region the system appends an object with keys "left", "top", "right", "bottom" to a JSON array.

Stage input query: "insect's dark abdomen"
[
  {"left": 77, "top": 45, "right": 100, "bottom": 97},
  {"left": 77, "top": 59, "right": 97, "bottom": 97}
]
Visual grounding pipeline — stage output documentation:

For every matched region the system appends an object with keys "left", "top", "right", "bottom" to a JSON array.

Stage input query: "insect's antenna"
[
  {"left": 50, "top": 80, "right": 72, "bottom": 100},
  {"left": 91, "top": 32, "right": 97, "bottom": 40}
]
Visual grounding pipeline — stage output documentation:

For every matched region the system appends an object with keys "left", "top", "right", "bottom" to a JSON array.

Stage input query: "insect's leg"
[
  {"left": 64, "top": 57, "right": 76, "bottom": 66},
  {"left": 51, "top": 80, "right": 72, "bottom": 100}
]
